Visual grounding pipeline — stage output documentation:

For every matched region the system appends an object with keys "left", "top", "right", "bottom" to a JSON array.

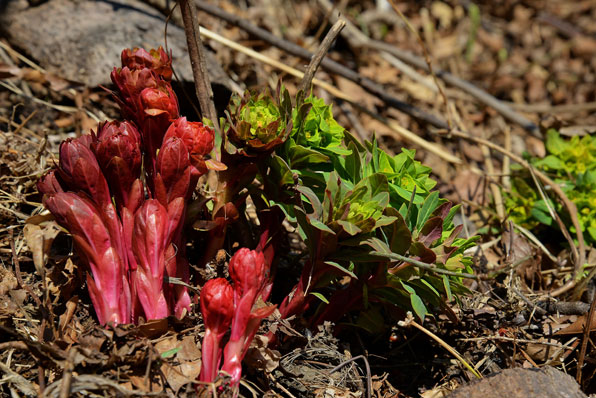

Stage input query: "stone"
[
  {"left": 447, "top": 367, "right": 587, "bottom": 398},
  {"left": 0, "top": 0, "right": 230, "bottom": 91}
]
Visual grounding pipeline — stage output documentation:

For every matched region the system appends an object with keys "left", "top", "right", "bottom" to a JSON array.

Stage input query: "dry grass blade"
[
  {"left": 328, "top": 355, "right": 372, "bottom": 398},
  {"left": 399, "top": 313, "right": 483, "bottom": 379}
]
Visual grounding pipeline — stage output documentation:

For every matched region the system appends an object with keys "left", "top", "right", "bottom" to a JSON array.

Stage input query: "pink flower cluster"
[{"left": 38, "top": 47, "right": 214, "bottom": 325}]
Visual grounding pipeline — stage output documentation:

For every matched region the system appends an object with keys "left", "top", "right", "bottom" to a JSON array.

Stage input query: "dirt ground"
[{"left": 1, "top": 1, "right": 596, "bottom": 397}]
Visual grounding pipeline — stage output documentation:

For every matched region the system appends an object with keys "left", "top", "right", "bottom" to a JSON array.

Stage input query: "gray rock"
[
  {"left": 0, "top": 0, "right": 230, "bottom": 90},
  {"left": 447, "top": 367, "right": 587, "bottom": 398}
]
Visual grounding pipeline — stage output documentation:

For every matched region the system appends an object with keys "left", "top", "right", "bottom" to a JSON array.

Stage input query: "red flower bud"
[
  {"left": 58, "top": 136, "right": 111, "bottom": 206},
  {"left": 222, "top": 248, "right": 275, "bottom": 386},
  {"left": 199, "top": 278, "right": 234, "bottom": 382},
  {"left": 229, "top": 248, "right": 269, "bottom": 301},
  {"left": 163, "top": 117, "right": 214, "bottom": 173},
  {"left": 132, "top": 198, "right": 184, "bottom": 320},
  {"left": 140, "top": 85, "right": 179, "bottom": 120},
  {"left": 37, "top": 170, "right": 64, "bottom": 196},
  {"left": 110, "top": 67, "right": 160, "bottom": 127},
  {"left": 139, "top": 84, "right": 180, "bottom": 190},
  {"left": 154, "top": 137, "right": 192, "bottom": 206},
  {"left": 202, "top": 278, "right": 235, "bottom": 335},
  {"left": 44, "top": 192, "right": 131, "bottom": 325},
  {"left": 121, "top": 47, "right": 173, "bottom": 81},
  {"left": 93, "top": 121, "right": 142, "bottom": 210}
]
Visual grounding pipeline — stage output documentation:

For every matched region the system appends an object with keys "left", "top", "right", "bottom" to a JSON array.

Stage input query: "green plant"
[
  {"left": 255, "top": 94, "right": 477, "bottom": 331},
  {"left": 505, "top": 129, "right": 596, "bottom": 243}
]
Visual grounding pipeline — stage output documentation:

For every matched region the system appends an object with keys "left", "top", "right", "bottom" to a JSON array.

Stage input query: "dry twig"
[
  {"left": 399, "top": 313, "right": 483, "bottom": 379},
  {"left": 298, "top": 19, "right": 345, "bottom": 93},
  {"left": 577, "top": 296, "right": 596, "bottom": 385},
  {"left": 328, "top": 355, "right": 372, "bottom": 398},
  {"left": 179, "top": 0, "right": 219, "bottom": 132}
]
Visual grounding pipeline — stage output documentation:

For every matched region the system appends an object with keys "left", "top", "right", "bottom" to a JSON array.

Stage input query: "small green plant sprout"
[{"left": 506, "top": 129, "right": 596, "bottom": 244}]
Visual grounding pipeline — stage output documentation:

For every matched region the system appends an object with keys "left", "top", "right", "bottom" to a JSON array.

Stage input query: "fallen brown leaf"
[{"left": 23, "top": 215, "right": 61, "bottom": 277}]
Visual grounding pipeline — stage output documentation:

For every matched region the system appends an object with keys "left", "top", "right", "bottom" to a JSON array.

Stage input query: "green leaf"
[
  {"left": 366, "top": 173, "right": 390, "bottom": 203},
  {"left": 269, "top": 155, "right": 295, "bottom": 186},
  {"left": 443, "top": 204, "right": 460, "bottom": 230},
  {"left": 545, "top": 129, "right": 565, "bottom": 156},
  {"left": 588, "top": 226, "right": 596, "bottom": 242},
  {"left": 310, "top": 292, "right": 329, "bottom": 304},
  {"left": 418, "top": 217, "right": 443, "bottom": 247},
  {"left": 289, "top": 144, "right": 330, "bottom": 168},
  {"left": 420, "top": 279, "right": 440, "bottom": 297},
  {"left": 324, "top": 260, "right": 358, "bottom": 279},
  {"left": 442, "top": 275, "right": 453, "bottom": 301},
  {"left": 531, "top": 200, "right": 554, "bottom": 226},
  {"left": 410, "top": 293, "right": 427, "bottom": 322},
  {"left": 400, "top": 281, "right": 427, "bottom": 322},
  {"left": 445, "top": 254, "right": 466, "bottom": 271},
  {"left": 417, "top": 191, "right": 440, "bottom": 230},
  {"left": 296, "top": 185, "right": 322, "bottom": 218},
  {"left": 382, "top": 208, "right": 412, "bottom": 255},
  {"left": 309, "top": 216, "right": 336, "bottom": 234},
  {"left": 362, "top": 237, "right": 392, "bottom": 255},
  {"left": 343, "top": 130, "right": 366, "bottom": 153},
  {"left": 160, "top": 347, "right": 181, "bottom": 359},
  {"left": 409, "top": 241, "right": 437, "bottom": 264},
  {"left": 344, "top": 141, "right": 363, "bottom": 183},
  {"left": 336, "top": 220, "right": 362, "bottom": 236},
  {"left": 531, "top": 208, "right": 553, "bottom": 226},
  {"left": 535, "top": 155, "right": 564, "bottom": 170}
]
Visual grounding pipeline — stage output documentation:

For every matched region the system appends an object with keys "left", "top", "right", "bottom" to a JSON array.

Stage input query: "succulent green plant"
[
  {"left": 225, "top": 89, "right": 292, "bottom": 154},
  {"left": 255, "top": 93, "right": 477, "bottom": 329}
]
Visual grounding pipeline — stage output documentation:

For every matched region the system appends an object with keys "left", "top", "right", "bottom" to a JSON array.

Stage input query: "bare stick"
[
  {"left": 298, "top": 19, "right": 345, "bottom": 93},
  {"left": 179, "top": 0, "right": 219, "bottom": 132},
  {"left": 373, "top": 251, "right": 531, "bottom": 280}
]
